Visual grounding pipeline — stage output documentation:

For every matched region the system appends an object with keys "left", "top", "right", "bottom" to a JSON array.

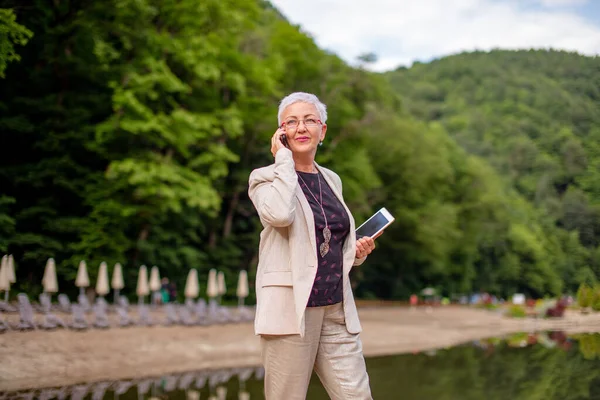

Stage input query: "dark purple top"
[{"left": 297, "top": 171, "right": 350, "bottom": 307}]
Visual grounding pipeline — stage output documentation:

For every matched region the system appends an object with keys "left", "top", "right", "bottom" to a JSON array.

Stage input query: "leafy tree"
[
  {"left": 577, "top": 283, "right": 593, "bottom": 309},
  {"left": 0, "top": 8, "right": 32, "bottom": 77}
]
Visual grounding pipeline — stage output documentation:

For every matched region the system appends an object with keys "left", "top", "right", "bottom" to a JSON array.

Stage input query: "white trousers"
[{"left": 260, "top": 303, "right": 372, "bottom": 400}]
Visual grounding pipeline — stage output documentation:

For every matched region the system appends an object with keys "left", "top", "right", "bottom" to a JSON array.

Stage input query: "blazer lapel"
[{"left": 295, "top": 184, "right": 317, "bottom": 253}]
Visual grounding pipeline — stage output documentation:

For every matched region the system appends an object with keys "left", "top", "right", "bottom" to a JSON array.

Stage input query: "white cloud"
[
  {"left": 536, "top": 0, "right": 588, "bottom": 6},
  {"left": 270, "top": 0, "right": 600, "bottom": 71}
]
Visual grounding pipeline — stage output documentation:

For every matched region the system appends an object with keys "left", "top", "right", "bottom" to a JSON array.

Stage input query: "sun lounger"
[
  {"left": 40, "top": 310, "right": 68, "bottom": 330},
  {"left": 196, "top": 298, "right": 207, "bottom": 313},
  {"left": 96, "top": 297, "right": 109, "bottom": 311},
  {"left": 194, "top": 299, "right": 208, "bottom": 325},
  {"left": 92, "top": 302, "right": 110, "bottom": 329},
  {"left": 163, "top": 375, "right": 178, "bottom": 392},
  {"left": 78, "top": 293, "right": 92, "bottom": 312},
  {"left": 39, "top": 292, "right": 52, "bottom": 314},
  {"left": 37, "top": 293, "right": 68, "bottom": 330},
  {"left": 194, "top": 372, "right": 208, "bottom": 389},
  {"left": 15, "top": 293, "right": 36, "bottom": 330},
  {"left": 164, "top": 303, "right": 180, "bottom": 326},
  {"left": 116, "top": 306, "right": 133, "bottom": 327},
  {"left": 136, "top": 379, "right": 153, "bottom": 396},
  {"left": 58, "top": 294, "right": 71, "bottom": 313},
  {"left": 17, "top": 391, "right": 34, "bottom": 400},
  {"left": 217, "top": 306, "right": 234, "bottom": 324},
  {"left": 70, "top": 384, "right": 90, "bottom": 400},
  {"left": 178, "top": 372, "right": 196, "bottom": 390},
  {"left": 237, "top": 305, "right": 254, "bottom": 323},
  {"left": 37, "top": 387, "right": 67, "bottom": 400},
  {"left": 237, "top": 366, "right": 254, "bottom": 383},
  {"left": 0, "top": 300, "right": 17, "bottom": 313},
  {"left": 69, "top": 304, "right": 88, "bottom": 330},
  {"left": 185, "top": 298, "right": 195, "bottom": 310},
  {"left": 113, "top": 380, "right": 134, "bottom": 396},
  {"left": 118, "top": 295, "right": 130, "bottom": 310},
  {"left": 90, "top": 381, "right": 111, "bottom": 400},
  {"left": 206, "top": 370, "right": 231, "bottom": 394},
  {"left": 207, "top": 299, "right": 220, "bottom": 324},
  {"left": 255, "top": 366, "right": 265, "bottom": 380},
  {"left": 0, "top": 311, "right": 8, "bottom": 333},
  {"left": 208, "top": 370, "right": 222, "bottom": 388},
  {"left": 137, "top": 304, "right": 154, "bottom": 326},
  {"left": 178, "top": 306, "right": 197, "bottom": 326},
  {"left": 220, "top": 369, "right": 235, "bottom": 385}
]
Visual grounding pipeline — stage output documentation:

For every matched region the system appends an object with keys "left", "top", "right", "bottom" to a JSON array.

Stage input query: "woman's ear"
[{"left": 320, "top": 123, "right": 327, "bottom": 142}]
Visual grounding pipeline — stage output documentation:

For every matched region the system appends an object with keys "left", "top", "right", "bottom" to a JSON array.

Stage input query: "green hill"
[{"left": 377, "top": 50, "right": 600, "bottom": 296}]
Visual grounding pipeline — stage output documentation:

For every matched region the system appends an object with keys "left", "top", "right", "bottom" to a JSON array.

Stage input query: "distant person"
[
  {"left": 161, "top": 277, "right": 170, "bottom": 304},
  {"left": 410, "top": 294, "right": 418, "bottom": 306},
  {"left": 168, "top": 281, "right": 177, "bottom": 303},
  {"left": 248, "top": 92, "right": 379, "bottom": 399},
  {"left": 410, "top": 294, "right": 418, "bottom": 312}
]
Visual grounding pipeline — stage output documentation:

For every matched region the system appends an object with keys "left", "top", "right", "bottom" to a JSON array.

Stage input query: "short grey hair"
[{"left": 277, "top": 92, "right": 328, "bottom": 126}]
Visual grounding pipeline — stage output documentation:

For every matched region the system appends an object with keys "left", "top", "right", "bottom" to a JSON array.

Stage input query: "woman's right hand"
[{"left": 271, "top": 127, "right": 287, "bottom": 157}]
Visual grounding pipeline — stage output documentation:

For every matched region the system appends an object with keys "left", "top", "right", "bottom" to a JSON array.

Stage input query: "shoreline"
[{"left": 2, "top": 306, "right": 599, "bottom": 392}]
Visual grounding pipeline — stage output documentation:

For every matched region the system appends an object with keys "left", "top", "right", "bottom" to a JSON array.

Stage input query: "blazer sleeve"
[
  {"left": 354, "top": 255, "right": 367, "bottom": 266},
  {"left": 248, "top": 148, "right": 298, "bottom": 227}
]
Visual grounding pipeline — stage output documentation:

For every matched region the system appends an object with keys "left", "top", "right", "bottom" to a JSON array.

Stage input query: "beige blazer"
[{"left": 248, "top": 148, "right": 366, "bottom": 337}]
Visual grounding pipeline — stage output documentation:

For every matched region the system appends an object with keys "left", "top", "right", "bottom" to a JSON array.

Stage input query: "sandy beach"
[{"left": 1, "top": 306, "right": 600, "bottom": 392}]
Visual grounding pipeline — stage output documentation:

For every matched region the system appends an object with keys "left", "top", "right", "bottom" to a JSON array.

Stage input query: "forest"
[{"left": 0, "top": 0, "right": 599, "bottom": 301}]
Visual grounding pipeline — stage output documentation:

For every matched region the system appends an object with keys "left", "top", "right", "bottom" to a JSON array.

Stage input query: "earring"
[{"left": 319, "top": 141, "right": 323, "bottom": 146}]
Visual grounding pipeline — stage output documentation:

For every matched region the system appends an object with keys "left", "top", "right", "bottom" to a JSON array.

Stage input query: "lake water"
[{"left": 7, "top": 331, "right": 600, "bottom": 400}]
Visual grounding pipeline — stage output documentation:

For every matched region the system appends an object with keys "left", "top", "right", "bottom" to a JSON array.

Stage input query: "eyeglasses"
[{"left": 281, "top": 118, "right": 322, "bottom": 130}]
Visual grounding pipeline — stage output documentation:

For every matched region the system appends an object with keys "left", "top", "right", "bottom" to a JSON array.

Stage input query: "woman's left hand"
[{"left": 355, "top": 236, "right": 376, "bottom": 259}]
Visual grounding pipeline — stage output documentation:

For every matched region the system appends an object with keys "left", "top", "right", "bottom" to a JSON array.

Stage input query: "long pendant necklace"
[{"left": 297, "top": 171, "right": 331, "bottom": 257}]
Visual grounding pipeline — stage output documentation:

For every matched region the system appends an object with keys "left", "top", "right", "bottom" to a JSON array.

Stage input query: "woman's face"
[{"left": 280, "top": 102, "right": 327, "bottom": 156}]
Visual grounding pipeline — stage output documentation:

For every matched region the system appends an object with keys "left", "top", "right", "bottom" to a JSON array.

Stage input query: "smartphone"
[
  {"left": 355, "top": 207, "right": 395, "bottom": 239},
  {"left": 280, "top": 133, "right": 289, "bottom": 148}
]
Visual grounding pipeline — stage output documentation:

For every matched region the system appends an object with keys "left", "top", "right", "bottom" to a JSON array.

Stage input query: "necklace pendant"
[
  {"left": 323, "top": 226, "right": 331, "bottom": 242},
  {"left": 320, "top": 226, "right": 331, "bottom": 257},
  {"left": 319, "top": 241, "right": 330, "bottom": 257}
]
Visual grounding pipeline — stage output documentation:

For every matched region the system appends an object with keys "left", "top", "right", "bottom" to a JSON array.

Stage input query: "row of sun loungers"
[
  {"left": 0, "top": 366, "right": 265, "bottom": 400},
  {"left": 0, "top": 293, "right": 255, "bottom": 333}
]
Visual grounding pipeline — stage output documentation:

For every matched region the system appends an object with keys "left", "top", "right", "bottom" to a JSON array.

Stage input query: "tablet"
[{"left": 355, "top": 207, "right": 395, "bottom": 238}]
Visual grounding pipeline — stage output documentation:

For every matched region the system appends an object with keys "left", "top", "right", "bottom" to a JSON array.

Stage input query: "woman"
[{"left": 248, "top": 92, "right": 377, "bottom": 399}]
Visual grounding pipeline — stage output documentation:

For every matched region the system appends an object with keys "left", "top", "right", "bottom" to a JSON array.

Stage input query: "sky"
[{"left": 269, "top": 0, "right": 600, "bottom": 72}]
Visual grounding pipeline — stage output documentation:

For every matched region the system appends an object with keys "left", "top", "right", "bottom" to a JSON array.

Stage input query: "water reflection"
[
  {"left": 357, "top": 331, "right": 600, "bottom": 400},
  {"left": 3, "top": 367, "right": 265, "bottom": 400},
  {"left": 4, "top": 332, "right": 600, "bottom": 400}
]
